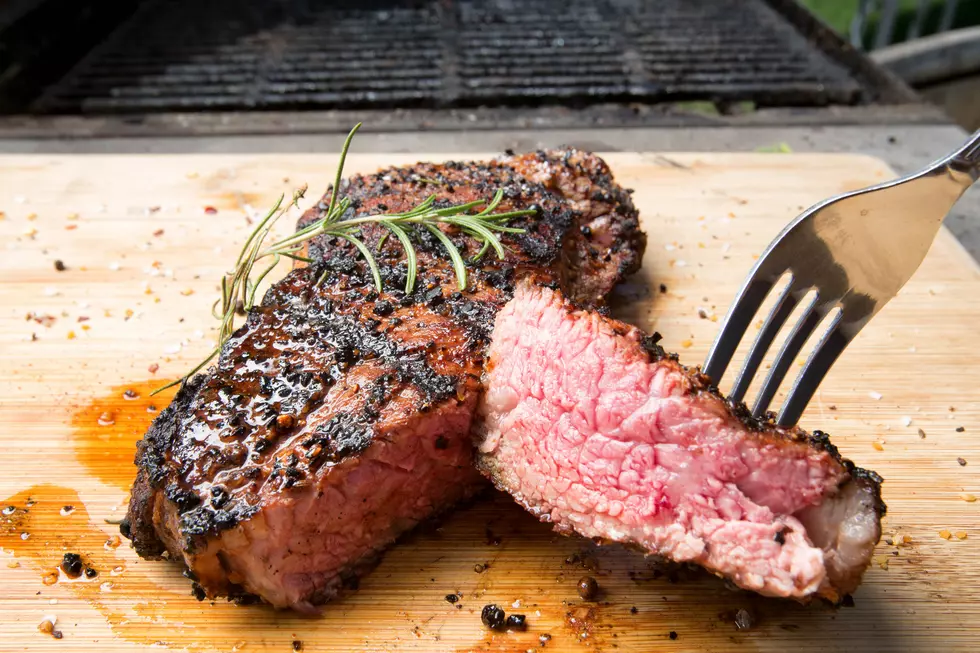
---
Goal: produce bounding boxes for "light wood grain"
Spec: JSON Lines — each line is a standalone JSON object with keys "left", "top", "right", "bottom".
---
{"left": 1, "top": 152, "right": 979, "bottom": 652}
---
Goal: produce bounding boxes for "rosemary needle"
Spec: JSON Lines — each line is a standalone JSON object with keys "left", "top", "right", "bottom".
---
{"left": 153, "top": 123, "right": 535, "bottom": 395}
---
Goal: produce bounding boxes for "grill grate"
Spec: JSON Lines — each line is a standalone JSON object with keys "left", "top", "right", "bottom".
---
{"left": 33, "top": 0, "right": 868, "bottom": 114}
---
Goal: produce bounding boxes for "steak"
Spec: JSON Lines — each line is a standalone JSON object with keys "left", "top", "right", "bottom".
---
{"left": 125, "top": 149, "right": 644, "bottom": 610}
{"left": 476, "top": 282, "right": 884, "bottom": 601}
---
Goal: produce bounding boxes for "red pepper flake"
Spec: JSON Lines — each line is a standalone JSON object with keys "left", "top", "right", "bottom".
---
{"left": 65, "top": 224, "right": 78, "bottom": 231}
{"left": 77, "top": 316, "right": 90, "bottom": 322}
{"left": 27, "top": 312, "right": 57, "bottom": 327}
{"left": 148, "top": 363, "right": 160, "bottom": 374}
{"left": 204, "top": 206, "right": 218, "bottom": 215}
{"left": 153, "top": 229, "right": 165, "bottom": 237}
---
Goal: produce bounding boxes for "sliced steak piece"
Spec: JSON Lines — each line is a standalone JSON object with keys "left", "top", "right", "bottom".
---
{"left": 126, "top": 149, "right": 645, "bottom": 610}
{"left": 476, "top": 282, "right": 884, "bottom": 601}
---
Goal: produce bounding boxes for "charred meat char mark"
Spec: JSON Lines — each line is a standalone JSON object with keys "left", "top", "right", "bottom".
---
{"left": 297, "top": 148, "right": 644, "bottom": 307}
{"left": 146, "top": 266, "right": 469, "bottom": 552}
{"left": 126, "top": 149, "right": 646, "bottom": 610}
{"left": 129, "top": 260, "right": 490, "bottom": 608}
{"left": 477, "top": 283, "right": 884, "bottom": 602}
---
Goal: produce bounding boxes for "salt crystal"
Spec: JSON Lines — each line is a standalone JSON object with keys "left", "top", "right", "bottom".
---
{"left": 193, "top": 329, "right": 205, "bottom": 340}
{"left": 868, "top": 391, "right": 882, "bottom": 400}
{"left": 722, "top": 242, "right": 732, "bottom": 253}
{"left": 901, "top": 416, "right": 912, "bottom": 427}
{"left": 13, "top": 195, "right": 26, "bottom": 204}
{"left": 664, "top": 244, "right": 676, "bottom": 251}
{"left": 108, "top": 262, "right": 121, "bottom": 271}
{"left": 512, "top": 599, "right": 522, "bottom": 608}
{"left": 164, "top": 343, "right": 182, "bottom": 354}
{"left": 675, "top": 259, "right": 687, "bottom": 267}
{"left": 49, "top": 599, "right": 58, "bottom": 605}
{"left": 43, "top": 286, "right": 58, "bottom": 297}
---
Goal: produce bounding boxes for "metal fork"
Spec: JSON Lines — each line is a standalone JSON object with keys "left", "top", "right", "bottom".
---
{"left": 703, "top": 130, "right": 980, "bottom": 427}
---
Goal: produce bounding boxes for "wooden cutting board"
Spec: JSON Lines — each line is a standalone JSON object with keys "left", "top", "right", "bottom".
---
{"left": 1, "top": 151, "right": 979, "bottom": 653}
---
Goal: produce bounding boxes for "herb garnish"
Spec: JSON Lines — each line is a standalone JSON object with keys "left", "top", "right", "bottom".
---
{"left": 153, "top": 123, "right": 533, "bottom": 394}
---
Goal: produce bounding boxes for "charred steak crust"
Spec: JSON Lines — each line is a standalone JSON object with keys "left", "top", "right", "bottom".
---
{"left": 476, "top": 283, "right": 884, "bottom": 602}
{"left": 126, "top": 149, "right": 646, "bottom": 609}
{"left": 297, "top": 148, "right": 645, "bottom": 307}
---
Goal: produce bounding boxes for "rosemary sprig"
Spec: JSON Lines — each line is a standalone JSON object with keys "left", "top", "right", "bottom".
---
{"left": 153, "top": 123, "right": 534, "bottom": 395}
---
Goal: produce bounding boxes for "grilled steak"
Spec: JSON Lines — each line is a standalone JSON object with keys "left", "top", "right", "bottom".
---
{"left": 125, "top": 149, "right": 644, "bottom": 610}
{"left": 476, "top": 282, "right": 884, "bottom": 601}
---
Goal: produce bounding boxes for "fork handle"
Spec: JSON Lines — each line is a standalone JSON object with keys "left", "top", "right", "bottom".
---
{"left": 943, "top": 129, "right": 980, "bottom": 182}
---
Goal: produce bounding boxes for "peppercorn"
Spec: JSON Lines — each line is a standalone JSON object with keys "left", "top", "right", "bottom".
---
{"left": 61, "top": 553, "right": 83, "bottom": 578}
{"left": 577, "top": 576, "right": 599, "bottom": 600}
{"left": 506, "top": 614, "right": 527, "bottom": 631}
{"left": 481, "top": 604, "right": 506, "bottom": 630}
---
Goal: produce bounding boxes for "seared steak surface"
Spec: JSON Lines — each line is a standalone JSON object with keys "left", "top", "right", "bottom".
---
{"left": 126, "top": 150, "right": 644, "bottom": 610}
{"left": 476, "top": 283, "right": 884, "bottom": 601}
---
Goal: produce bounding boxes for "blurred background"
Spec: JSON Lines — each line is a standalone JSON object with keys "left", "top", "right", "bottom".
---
{"left": 0, "top": 0, "right": 976, "bottom": 127}
{"left": 805, "top": 0, "right": 979, "bottom": 129}
{"left": 1, "top": 0, "right": 978, "bottom": 281}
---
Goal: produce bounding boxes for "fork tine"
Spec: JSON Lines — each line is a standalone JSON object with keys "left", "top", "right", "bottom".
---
{"left": 729, "top": 276, "right": 799, "bottom": 403}
{"left": 702, "top": 278, "right": 774, "bottom": 384}
{"left": 751, "top": 295, "right": 826, "bottom": 417}
{"left": 777, "top": 315, "right": 849, "bottom": 427}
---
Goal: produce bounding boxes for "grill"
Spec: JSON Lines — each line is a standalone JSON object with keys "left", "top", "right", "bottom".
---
{"left": 15, "top": 0, "right": 907, "bottom": 115}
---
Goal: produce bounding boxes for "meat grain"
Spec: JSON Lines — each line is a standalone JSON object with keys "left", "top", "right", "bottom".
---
{"left": 476, "top": 282, "right": 884, "bottom": 601}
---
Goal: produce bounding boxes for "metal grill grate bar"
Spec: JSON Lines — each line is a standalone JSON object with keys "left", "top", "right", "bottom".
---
{"left": 33, "top": 0, "right": 868, "bottom": 114}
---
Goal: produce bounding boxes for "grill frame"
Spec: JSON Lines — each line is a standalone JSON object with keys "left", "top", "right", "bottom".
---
{"left": 20, "top": 0, "right": 917, "bottom": 116}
